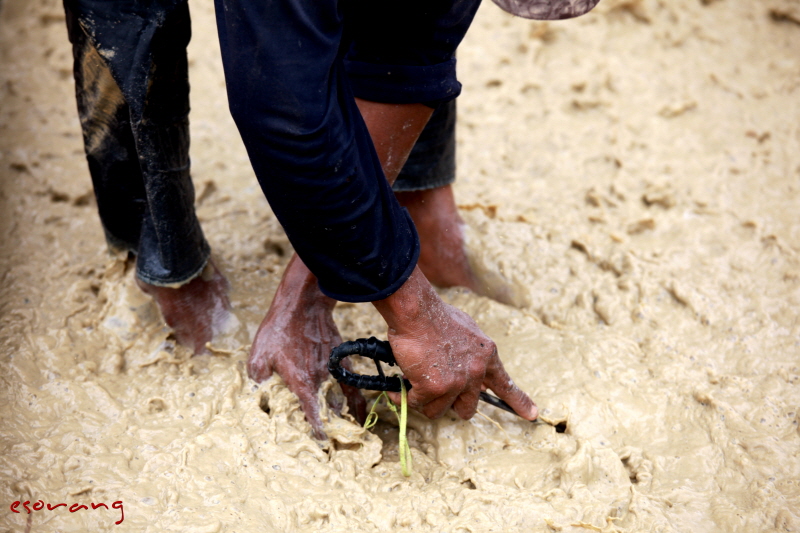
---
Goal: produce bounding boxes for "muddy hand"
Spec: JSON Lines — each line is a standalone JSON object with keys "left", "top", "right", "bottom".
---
{"left": 248, "top": 255, "right": 367, "bottom": 439}
{"left": 373, "top": 266, "right": 537, "bottom": 421}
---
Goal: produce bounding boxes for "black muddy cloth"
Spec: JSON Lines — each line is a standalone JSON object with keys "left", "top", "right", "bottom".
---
{"left": 64, "top": 0, "right": 210, "bottom": 286}
{"left": 65, "top": 0, "right": 468, "bottom": 298}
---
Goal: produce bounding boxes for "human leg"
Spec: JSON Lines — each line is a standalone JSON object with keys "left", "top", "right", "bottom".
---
{"left": 389, "top": 100, "right": 476, "bottom": 289}
{"left": 395, "top": 185, "right": 478, "bottom": 289}
{"left": 65, "top": 0, "right": 230, "bottom": 354}
{"left": 393, "top": 100, "right": 518, "bottom": 304}
{"left": 355, "top": 99, "right": 475, "bottom": 289}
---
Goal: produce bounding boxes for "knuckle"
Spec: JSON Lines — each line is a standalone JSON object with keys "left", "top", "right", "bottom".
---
{"left": 422, "top": 404, "right": 445, "bottom": 420}
{"left": 468, "top": 359, "right": 487, "bottom": 379}
{"left": 498, "top": 380, "right": 516, "bottom": 397}
{"left": 485, "top": 359, "right": 508, "bottom": 383}
{"left": 476, "top": 337, "right": 496, "bottom": 354}
{"left": 515, "top": 388, "right": 533, "bottom": 407}
{"left": 426, "top": 382, "right": 451, "bottom": 398}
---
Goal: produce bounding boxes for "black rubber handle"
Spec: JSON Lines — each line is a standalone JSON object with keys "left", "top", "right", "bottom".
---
{"left": 328, "top": 337, "right": 410, "bottom": 392}
{"left": 329, "top": 337, "right": 523, "bottom": 418}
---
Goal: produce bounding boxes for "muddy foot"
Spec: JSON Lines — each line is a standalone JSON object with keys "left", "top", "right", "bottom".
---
{"left": 137, "top": 260, "right": 232, "bottom": 355}
{"left": 396, "top": 185, "right": 522, "bottom": 306}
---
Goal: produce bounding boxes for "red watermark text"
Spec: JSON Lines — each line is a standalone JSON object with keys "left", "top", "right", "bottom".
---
{"left": 10, "top": 499, "right": 124, "bottom": 525}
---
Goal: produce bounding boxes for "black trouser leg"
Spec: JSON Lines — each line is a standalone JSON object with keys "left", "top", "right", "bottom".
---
{"left": 64, "top": 1, "right": 209, "bottom": 285}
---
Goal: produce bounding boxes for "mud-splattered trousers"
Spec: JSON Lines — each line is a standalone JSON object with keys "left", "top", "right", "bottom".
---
{"left": 64, "top": 0, "right": 464, "bottom": 291}
{"left": 64, "top": 0, "right": 210, "bottom": 285}
{"left": 64, "top": 0, "right": 209, "bottom": 286}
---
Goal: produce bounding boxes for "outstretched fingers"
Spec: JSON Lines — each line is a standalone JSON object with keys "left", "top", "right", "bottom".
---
{"left": 484, "top": 352, "right": 538, "bottom": 421}
{"left": 290, "top": 376, "right": 326, "bottom": 440}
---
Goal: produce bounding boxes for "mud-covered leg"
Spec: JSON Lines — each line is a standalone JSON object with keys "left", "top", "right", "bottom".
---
{"left": 395, "top": 185, "right": 477, "bottom": 289}
{"left": 65, "top": 1, "right": 231, "bottom": 354}
{"left": 391, "top": 101, "right": 518, "bottom": 305}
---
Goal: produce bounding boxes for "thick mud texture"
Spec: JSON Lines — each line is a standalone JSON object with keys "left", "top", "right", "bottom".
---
{"left": 1, "top": 0, "right": 799, "bottom": 531}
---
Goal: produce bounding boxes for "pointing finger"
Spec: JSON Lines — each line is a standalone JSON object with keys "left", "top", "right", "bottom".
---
{"left": 484, "top": 356, "right": 538, "bottom": 421}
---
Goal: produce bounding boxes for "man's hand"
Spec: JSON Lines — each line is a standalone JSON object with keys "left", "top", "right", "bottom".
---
{"left": 248, "top": 255, "right": 367, "bottom": 438}
{"left": 373, "top": 266, "right": 538, "bottom": 421}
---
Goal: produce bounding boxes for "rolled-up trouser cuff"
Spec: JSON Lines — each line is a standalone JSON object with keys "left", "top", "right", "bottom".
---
{"left": 345, "top": 58, "right": 461, "bottom": 106}
{"left": 66, "top": 0, "right": 209, "bottom": 289}
{"left": 135, "top": 251, "right": 210, "bottom": 288}
{"left": 102, "top": 225, "right": 210, "bottom": 288}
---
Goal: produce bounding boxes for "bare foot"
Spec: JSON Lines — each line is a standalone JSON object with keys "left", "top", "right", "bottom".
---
{"left": 248, "top": 255, "right": 367, "bottom": 439}
{"left": 137, "top": 260, "right": 231, "bottom": 355}
{"left": 396, "top": 185, "right": 519, "bottom": 306}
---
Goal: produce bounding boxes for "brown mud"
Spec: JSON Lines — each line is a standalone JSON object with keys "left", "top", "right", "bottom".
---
{"left": 1, "top": 0, "right": 799, "bottom": 531}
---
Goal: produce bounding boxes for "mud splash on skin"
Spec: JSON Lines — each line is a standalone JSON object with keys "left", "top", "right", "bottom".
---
{"left": 1, "top": 0, "right": 800, "bottom": 531}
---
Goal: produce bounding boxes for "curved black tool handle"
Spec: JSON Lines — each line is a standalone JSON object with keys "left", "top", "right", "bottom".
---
{"left": 329, "top": 337, "right": 524, "bottom": 419}
{"left": 328, "top": 337, "right": 411, "bottom": 392}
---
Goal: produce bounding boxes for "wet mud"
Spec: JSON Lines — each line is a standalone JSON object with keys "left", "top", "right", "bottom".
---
{"left": 1, "top": 0, "right": 799, "bottom": 531}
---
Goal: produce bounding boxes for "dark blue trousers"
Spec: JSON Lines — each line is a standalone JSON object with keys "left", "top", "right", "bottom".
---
{"left": 215, "top": 0, "right": 480, "bottom": 301}
{"left": 65, "top": 0, "right": 468, "bottom": 294}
